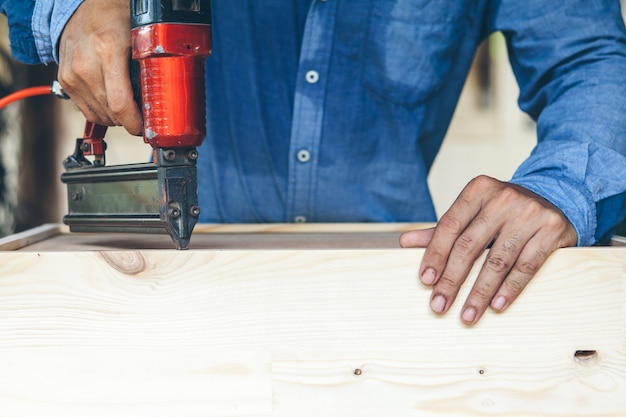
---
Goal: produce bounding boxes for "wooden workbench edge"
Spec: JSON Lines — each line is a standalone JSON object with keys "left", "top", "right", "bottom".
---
{"left": 193, "top": 222, "right": 432, "bottom": 234}
{"left": 2, "top": 223, "right": 624, "bottom": 251}
{"left": 0, "top": 223, "right": 431, "bottom": 251}
{"left": 0, "top": 224, "right": 65, "bottom": 251}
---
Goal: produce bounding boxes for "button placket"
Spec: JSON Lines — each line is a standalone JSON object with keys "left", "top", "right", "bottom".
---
{"left": 286, "top": 0, "right": 337, "bottom": 223}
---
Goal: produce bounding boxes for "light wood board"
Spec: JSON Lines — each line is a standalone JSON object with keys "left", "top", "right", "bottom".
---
{"left": 0, "top": 224, "right": 625, "bottom": 416}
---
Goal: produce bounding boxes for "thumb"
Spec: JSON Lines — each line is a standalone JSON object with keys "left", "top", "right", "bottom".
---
{"left": 399, "top": 227, "right": 435, "bottom": 248}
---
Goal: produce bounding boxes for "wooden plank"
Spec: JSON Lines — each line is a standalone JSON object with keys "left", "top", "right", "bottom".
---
{"left": 0, "top": 225, "right": 625, "bottom": 416}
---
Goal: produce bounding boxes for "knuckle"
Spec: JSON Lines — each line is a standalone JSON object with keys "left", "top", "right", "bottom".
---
{"left": 436, "top": 275, "right": 460, "bottom": 291}
{"left": 57, "top": 68, "right": 77, "bottom": 91}
{"left": 485, "top": 254, "right": 510, "bottom": 274}
{"left": 472, "top": 213, "right": 490, "bottom": 228}
{"left": 94, "top": 33, "right": 119, "bottom": 56}
{"left": 470, "top": 175, "right": 494, "bottom": 189}
{"left": 438, "top": 213, "right": 464, "bottom": 235}
{"left": 472, "top": 284, "right": 493, "bottom": 301}
{"left": 515, "top": 249, "right": 547, "bottom": 275}
{"left": 501, "top": 235, "right": 519, "bottom": 254}
{"left": 516, "top": 259, "right": 541, "bottom": 276}
{"left": 108, "top": 97, "right": 128, "bottom": 116}
{"left": 61, "top": 73, "right": 88, "bottom": 97}
{"left": 71, "top": 56, "right": 92, "bottom": 80}
{"left": 544, "top": 211, "right": 567, "bottom": 230}
{"left": 503, "top": 276, "right": 528, "bottom": 294}
{"left": 520, "top": 200, "right": 547, "bottom": 223}
{"left": 494, "top": 186, "right": 520, "bottom": 206}
{"left": 521, "top": 200, "right": 544, "bottom": 219}
{"left": 454, "top": 234, "right": 475, "bottom": 254}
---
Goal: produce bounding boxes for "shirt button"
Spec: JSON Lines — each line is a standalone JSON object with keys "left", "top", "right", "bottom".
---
{"left": 297, "top": 149, "right": 311, "bottom": 163}
{"left": 305, "top": 70, "right": 319, "bottom": 84}
{"left": 294, "top": 216, "right": 307, "bottom": 223}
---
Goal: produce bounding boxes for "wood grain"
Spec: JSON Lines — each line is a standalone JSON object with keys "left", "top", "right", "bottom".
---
{"left": 0, "top": 225, "right": 625, "bottom": 416}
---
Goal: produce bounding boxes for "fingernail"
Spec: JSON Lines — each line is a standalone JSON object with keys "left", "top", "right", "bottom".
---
{"left": 462, "top": 307, "right": 476, "bottom": 323}
{"left": 431, "top": 294, "right": 446, "bottom": 313}
{"left": 421, "top": 268, "right": 436, "bottom": 285}
{"left": 492, "top": 296, "right": 506, "bottom": 311}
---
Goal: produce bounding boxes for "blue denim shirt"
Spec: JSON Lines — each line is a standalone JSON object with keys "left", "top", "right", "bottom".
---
{"left": 2, "top": 0, "right": 626, "bottom": 245}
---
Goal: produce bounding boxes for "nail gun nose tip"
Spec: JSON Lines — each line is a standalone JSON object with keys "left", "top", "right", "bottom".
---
{"left": 174, "top": 238, "right": 191, "bottom": 250}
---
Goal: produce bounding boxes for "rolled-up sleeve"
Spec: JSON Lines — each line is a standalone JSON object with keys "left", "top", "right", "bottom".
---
{"left": 0, "top": 0, "right": 83, "bottom": 64}
{"left": 32, "top": 0, "right": 83, "bottom": 63}
{"left": 491, "top": 0, "right": 626, "bottom": 245}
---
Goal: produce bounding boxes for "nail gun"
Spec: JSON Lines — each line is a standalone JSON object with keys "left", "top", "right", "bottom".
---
{"left": 61, "top": 0, "right": 212, "bottom": 250}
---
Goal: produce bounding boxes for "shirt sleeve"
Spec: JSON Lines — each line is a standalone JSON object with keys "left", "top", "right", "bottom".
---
{"left": 0, "top": 0, "right": 39, "bottom": 64}
{"left": 0, "top": 0, "right": 83, "bottom": 64}
{"left": 32, "top": 0, "right": 84, "bottom": 63}
{"left": 490, "top": 1, "right": 626, "bottom": 246}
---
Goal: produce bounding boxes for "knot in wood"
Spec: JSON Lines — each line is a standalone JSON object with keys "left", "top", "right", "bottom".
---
{"left": 100, "top": 251, "right": 147, "bottom": 275}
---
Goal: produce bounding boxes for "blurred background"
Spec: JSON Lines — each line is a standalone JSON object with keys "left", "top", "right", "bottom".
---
{"left": 0, "top": 6, "right": 624, "bottom": 238}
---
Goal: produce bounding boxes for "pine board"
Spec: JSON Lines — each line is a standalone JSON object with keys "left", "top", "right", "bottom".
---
{"left": 0, "top": 224, "right": 624, "bottom": 416}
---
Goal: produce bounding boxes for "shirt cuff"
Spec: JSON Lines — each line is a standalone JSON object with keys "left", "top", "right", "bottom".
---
{"left": 32, "top": 0, "right": 83, "bottom": 63}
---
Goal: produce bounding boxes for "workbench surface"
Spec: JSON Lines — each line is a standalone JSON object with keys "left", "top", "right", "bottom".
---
{"left": 0, "top": 223, "right": 424, "bottom": 251}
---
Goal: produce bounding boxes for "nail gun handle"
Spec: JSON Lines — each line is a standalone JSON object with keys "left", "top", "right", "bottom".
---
{"left": 63, "top": 121, "right": 108, "bottom": 169}
{"left": 80, "top": 121, "right": 107, "bottom": 165}
{"left": 83, "top": 121, "right": 108, "bottom": 141}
